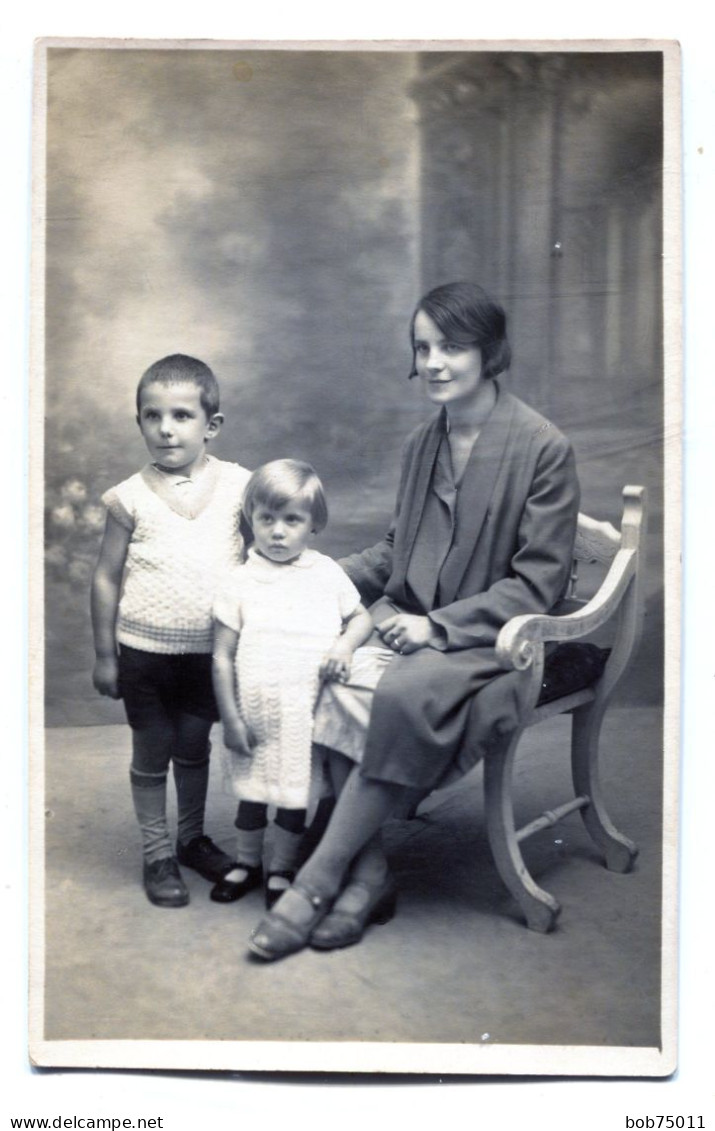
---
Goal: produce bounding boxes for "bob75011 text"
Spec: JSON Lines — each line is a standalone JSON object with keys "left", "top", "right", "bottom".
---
{"left": 626, "top": 1119, "right": 706, "bottom": 1129}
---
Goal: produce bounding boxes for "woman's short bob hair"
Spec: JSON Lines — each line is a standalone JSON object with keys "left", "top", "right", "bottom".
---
{"left": 408, "top": 281, "right": 511, "bottom": 381}
{"left": 242, "top": 458, "right": 329, "bottom": 534}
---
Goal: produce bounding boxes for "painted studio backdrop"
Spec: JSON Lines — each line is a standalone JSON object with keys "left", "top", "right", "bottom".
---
{"left": 38, "top": 44, "right": 670, "bottom": 1059}
{"left": 44, "top": 48, "right": 663, "bottom": 727}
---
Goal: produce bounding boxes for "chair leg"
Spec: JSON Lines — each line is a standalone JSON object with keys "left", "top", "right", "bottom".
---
{"left": 571, "top": 703, "right": 639, "bottom": 873}
{"left": 484, "top": 732, "right": 561, "bottom": 933}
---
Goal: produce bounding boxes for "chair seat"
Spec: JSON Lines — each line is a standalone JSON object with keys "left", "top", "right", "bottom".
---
{"left": 537, "top": 642, "right": 610, "bottom": 706}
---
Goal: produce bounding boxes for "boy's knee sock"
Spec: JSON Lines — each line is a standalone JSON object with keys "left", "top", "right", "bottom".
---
{"left": 173, "top": 754, "right": 209, "bottom": 847}
{"left": 130, "top": 772, "right": 173, "bottom": 864}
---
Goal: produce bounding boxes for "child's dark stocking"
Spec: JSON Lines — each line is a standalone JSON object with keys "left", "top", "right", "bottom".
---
{"left": 172, "top": 714, "right": 233, "bottom": 880}
{"left": 172, "top": 713, "right": 213, "bottom": 847}
{"left": 173, "top": 753, "right": 209, "bottom": 848}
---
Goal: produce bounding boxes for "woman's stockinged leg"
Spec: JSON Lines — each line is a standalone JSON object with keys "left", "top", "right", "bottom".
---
{"left": 294, "top": 766, "right": 403, "bottom": 898}
{"left": 249, "top": 760, "right": 404, "bottom": 956}
{"left": 327, "top": 749, "right": 352, "bottom": 795}
{"left": 323, "top": 750, "right": 390, "bottom": 887}
{"left": 249, "top": 767, "right": 403, "bottom": 957}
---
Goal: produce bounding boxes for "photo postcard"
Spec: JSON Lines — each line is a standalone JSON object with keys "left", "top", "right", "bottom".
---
{"left": 29, "top": 37, "right": 681, "bottom": 1076}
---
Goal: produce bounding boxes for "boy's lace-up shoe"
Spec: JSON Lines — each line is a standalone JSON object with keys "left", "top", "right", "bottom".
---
{"left": 143, "top": 857, "right": 189, "bottom": 908}
{"left": 176, "top": 835, "right": 234, "bottom": 882}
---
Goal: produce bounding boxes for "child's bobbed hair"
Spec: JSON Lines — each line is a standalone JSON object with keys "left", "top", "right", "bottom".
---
{"left": 136, "top": 354, "right": 221, "bottom": 418}
{"left": 242, "top": 459, "right": 329, "bottom": 534}
{"left": 408, "top": 281, "right": 512, "bottom": 380}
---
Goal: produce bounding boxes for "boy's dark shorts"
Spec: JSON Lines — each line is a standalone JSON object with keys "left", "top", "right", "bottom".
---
{"left": 118, "top": 645, "right": 219, "bottom": 729}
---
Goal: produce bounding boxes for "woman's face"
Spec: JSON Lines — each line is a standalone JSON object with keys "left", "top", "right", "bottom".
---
{"left": 413, "top": 309, "right": 484, "bottom": 411}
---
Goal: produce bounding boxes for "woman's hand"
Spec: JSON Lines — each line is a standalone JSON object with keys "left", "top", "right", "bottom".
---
{"left": 223, "top": 718, "right": 254, "bottom": 757}
{"left": 378, "top": 613, "right": 443, "bottom": 655}
{"left": 92, "top": 655, "right": 121, "bottom": 699}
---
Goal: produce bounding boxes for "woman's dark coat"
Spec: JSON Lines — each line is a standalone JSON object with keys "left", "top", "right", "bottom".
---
{"left": 340, "top": 380, "right": 581, "bottom": 790}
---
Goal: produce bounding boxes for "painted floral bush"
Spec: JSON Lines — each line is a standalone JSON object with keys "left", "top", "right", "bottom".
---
{"left": 45, "top": 476, "right": 106, "bottom": 589}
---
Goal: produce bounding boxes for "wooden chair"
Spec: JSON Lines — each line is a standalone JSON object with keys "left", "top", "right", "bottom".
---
{"left": 482, "top": 484, "right": 648, "bottom": 931}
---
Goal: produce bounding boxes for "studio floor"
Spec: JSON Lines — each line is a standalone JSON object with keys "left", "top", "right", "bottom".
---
{"left": 38, "top": 702, "right": 665, "bottom": 1066}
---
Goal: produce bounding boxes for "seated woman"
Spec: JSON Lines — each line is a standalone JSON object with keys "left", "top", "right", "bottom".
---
{"left": 248, "top": 280, "right": 581, "bottom": 960}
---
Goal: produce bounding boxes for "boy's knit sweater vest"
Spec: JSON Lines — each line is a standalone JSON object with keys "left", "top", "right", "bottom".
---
{"left": 103, "top": 457, "right": 251, "bottom": 654}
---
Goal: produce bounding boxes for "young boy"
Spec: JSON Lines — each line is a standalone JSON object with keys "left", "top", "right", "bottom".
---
{"left": 91, "top": 354, "right": 251, "bottom": 907}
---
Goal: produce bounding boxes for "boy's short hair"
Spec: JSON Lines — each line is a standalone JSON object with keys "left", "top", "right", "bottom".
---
{"left": 408, "top": 281, "right": 512, "bottom": 381}
{"left": 136, "top": 354, "right": 220, "bottom": 418}
{"left": 242, "top": 459, "right": 328, "bottom": 533}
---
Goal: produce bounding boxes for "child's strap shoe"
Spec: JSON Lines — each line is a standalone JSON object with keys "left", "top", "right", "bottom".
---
{"left": 210, "top": 863, "right": 262, "bottom": 903}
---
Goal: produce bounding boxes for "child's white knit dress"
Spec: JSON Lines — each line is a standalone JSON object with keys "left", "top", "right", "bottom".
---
{"left": 213, "top": 548, "right": 361, "bottom": 810}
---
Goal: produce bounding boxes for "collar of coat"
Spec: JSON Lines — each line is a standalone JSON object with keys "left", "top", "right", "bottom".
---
{"left": 391, "top": 378, "right": 517, "bottom": 605}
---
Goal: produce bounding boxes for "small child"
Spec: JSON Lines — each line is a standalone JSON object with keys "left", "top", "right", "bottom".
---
{"left": 91, "top": 354, "right": 251, "bottom": 908}
{"left": 210, "top": 459, "right": 373, "bottom": 909}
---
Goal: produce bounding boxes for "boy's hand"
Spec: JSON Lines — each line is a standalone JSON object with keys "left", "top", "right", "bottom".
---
{"left": 320, "top": 639, "right": 354, "bottom": 684}
{"left": 92, "top": 655, "right": 121, "bottom": 699}
{"left": 223, "top": 719, "right": 254, "bottom": 757}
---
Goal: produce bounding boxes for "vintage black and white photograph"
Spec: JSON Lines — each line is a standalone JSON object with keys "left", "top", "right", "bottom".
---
{"left": 29, "top": 39, "right": 679, "bottom": 1075}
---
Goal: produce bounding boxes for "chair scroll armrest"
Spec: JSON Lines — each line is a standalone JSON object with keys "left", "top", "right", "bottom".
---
{"left": 496, "top": 547, "right": 637, "bottom": 671}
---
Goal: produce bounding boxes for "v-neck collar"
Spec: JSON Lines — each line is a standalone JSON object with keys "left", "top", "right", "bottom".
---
{"left": 139, "top": 454, "right": 221, "bottom": 519}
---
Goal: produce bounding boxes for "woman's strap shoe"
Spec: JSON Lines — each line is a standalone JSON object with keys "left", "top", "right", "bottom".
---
{"left": 248, "top": 881, "right": 332, "bottom": 960}
{"left": 265, "top": 870, "right": 296, "bottom": 909}
{"left": 309, "top": 876, "right": 397, "bottom": 950}
{"left": 210, "top": 863, "right": 262, "bottom": 903}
